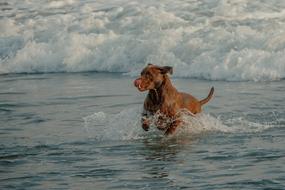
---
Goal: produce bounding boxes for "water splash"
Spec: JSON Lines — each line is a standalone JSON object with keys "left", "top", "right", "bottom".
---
{"left": 83, "top": 106, "right": 279, "bottom": 141}
{"left": 83, "top": 107, "right": 144, "bottom": 141}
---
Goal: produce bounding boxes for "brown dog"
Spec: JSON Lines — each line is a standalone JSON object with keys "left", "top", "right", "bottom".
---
{"left": 134, "top": 64, "right": 214, "bottom": 135}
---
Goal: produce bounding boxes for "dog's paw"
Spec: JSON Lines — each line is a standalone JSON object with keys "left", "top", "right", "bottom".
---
{"left": 142, "top": 123, "right": 149, "bottom": 131}
{"left": 164, "top": 126, "right": 177, "bottom": 136}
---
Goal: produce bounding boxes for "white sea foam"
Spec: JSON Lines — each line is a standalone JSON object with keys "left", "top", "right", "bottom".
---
{"left": 1, "top": 0, "right": 285, "bottom": 81}
{"left": 83, "top": 106, "right": 278, "bottom": 141}
{"left": 83, "top": 107, "right": 145, "bottom": 141}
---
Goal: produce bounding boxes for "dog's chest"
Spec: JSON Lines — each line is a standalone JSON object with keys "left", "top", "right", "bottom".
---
{"left": 144, "top": 100, "right": 175, "bottom": 116}
{"left": 144, "top": 102, "right": 160, "bottom": 114}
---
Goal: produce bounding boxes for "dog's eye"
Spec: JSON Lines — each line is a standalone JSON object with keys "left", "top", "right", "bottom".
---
{"left": 145, "top": 72, "right": 152, "bottom": 78}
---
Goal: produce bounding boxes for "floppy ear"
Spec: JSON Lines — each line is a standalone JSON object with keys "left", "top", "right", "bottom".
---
{"left": 159, "top": 66, "right": 173, "bottom": 75}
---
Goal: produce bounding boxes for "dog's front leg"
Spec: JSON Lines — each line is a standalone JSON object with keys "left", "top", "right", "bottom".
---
{"left": 155, "top": 115, "right": 168, "bottom": 130}
{"left": 141, "top": 114, "right": 150, "bottom": 131}
{"left": 164, "top": 119, "right": 181, "bottom": 135}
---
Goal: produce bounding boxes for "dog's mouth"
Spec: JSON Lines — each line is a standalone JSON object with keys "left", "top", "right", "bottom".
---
{"left": 134, "top": 78, "right": 147, "bottom": 91}
{"left": 137, "top": 84, "right": 147, "bottom": 91}
{"left": 134, "top": 78, "right": 147, "bottom": 92}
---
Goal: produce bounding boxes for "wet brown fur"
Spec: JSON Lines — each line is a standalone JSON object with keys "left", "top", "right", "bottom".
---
{"left": 134, "top": 64, "right": 214, "bottom": 135}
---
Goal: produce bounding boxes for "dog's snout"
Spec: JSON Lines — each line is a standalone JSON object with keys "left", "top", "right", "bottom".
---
{"left": 134, "top": 78, "right": 141, "bottom": 87}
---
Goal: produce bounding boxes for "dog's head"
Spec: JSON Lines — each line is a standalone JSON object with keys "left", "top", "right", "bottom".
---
{"left": 134, "top": 63, "right": 173, "bottom": 92}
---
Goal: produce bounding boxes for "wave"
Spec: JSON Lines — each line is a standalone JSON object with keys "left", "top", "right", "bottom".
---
{"left": 82, "top": 106, "right": 279, "bottom": 141}
{"left": 1, "top": 0, "right": 285, "bottom": 81}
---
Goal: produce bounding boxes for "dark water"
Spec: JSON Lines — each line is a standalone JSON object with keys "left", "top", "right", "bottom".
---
{"left": 0, "top": 73, "right": 285, "bottom": 189}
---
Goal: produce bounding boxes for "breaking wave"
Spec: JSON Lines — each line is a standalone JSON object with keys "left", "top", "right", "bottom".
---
{"left": 1, "top": 0, "right": 285, "bottom": 81}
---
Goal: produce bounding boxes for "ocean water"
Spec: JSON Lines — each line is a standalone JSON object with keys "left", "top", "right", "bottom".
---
{"left": 0, "top": 73, "right": 284, "bottom": 189}
{"left": 1, "top": 0, "right": 285, "bottom": 189}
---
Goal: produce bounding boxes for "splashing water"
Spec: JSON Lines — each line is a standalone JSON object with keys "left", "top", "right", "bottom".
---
{"left": 83, "top": 106, "right": 278, "bottom": 141}
{"left": 83, "top": 107, "right": 144, "bottom": 141}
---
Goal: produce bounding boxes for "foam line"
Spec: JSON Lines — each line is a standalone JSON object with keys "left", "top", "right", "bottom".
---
{"left": 1, "top": 0, "right": 285, "bottom": 81}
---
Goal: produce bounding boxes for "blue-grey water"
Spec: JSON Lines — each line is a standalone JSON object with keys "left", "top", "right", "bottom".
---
{"left": 1, "top": 0, "right": 285, "bottom": 189}
{"left": 0, "top": 73, "right": 284, "bottom": 189}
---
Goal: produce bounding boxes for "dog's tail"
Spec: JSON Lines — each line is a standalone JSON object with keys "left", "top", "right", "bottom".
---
{"left": 200, "top": 87, "right": 214, "bottom": 106}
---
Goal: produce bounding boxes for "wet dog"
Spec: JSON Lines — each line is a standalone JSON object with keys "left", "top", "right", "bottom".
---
{"left": 134, "top": 64, "right": 214, "bottom": 135}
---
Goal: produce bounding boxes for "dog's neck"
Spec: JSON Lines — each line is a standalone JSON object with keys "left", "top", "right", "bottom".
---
{"left": 148, "top": 76, "right": 177, "bottom": 105}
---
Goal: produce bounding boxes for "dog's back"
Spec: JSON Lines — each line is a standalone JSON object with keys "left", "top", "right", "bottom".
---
{"left": 134, "top": 64, "right": 214, "bottom": 134}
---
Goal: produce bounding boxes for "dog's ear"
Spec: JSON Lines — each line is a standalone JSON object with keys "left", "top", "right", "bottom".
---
{"left": 147, "top": 63, "right": 153, "bottom": 66}
{"left": 159, "top": 66, "right": 173, "bottom": 75}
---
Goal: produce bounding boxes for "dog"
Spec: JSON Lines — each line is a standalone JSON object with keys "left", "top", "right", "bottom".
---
{"left": 133, "top": 64, "right": 214, "bottom": 135}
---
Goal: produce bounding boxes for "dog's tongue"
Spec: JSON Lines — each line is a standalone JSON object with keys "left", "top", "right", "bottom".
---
{"left": 133, "top": 78, "right": 141, "bottom": 87}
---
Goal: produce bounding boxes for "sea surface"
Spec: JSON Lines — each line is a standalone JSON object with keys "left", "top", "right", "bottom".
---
{"left": 1, "top": 0, "right": 285, "bottom": 189}
{"left": 0, "top": 73, "right": 284, "bottom": 189}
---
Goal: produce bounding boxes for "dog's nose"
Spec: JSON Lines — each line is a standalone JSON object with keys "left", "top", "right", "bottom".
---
{"left": 134, "top": 78, "right": 141, "bottom": 87}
